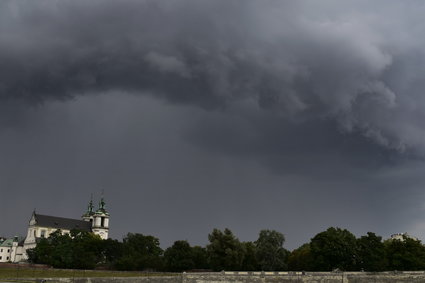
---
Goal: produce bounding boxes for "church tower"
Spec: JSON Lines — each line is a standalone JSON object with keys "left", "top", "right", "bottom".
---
{"left": 91, "top": 196, "right": 109, "bottom": 240}
{"left": 82, "top": 196, "right": 95, "bottom": 223}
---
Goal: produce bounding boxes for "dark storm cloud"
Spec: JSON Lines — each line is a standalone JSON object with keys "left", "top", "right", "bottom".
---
{"left": 183, "top": 101, "right": 403, "bottom": 177}
{"left": 2, "top": 0, "right": 425, "bottom": 155}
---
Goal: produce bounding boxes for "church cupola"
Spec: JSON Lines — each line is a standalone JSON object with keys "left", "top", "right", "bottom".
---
{"left": 82, "top": 196, "right": 95, "bottom": 223}
{"left": 96, "top": 197, "right": 109, "bottom": 215}
{"left": 92, "top": 194, "right": 110, "bottom": 240}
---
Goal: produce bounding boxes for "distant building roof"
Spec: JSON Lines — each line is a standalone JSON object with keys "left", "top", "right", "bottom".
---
{"left": 34, "top": 214, "right": 91, "bottom": 232}
{"left": 0, "top": 239, "right": 14, "bottom": 247}
{"left": 0, "top": 237, "right": 25, "bottom": 247}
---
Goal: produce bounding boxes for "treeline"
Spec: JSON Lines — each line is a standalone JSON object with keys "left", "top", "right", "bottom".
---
{"left": 27, "top": 227, "right": 425, "bottom": 272}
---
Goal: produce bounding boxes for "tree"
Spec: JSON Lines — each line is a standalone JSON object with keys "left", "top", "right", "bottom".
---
{"left": 385, "top": 236, "right": 425, "bottom": 271}
{"left": 255, "top": 230, "right": 288, "bottom": 271}
{"left": 206, "top": 228, "right": 245, "bottom": 271}
{"left": 115, "top": 233, "right": 163, "bottom": 271}
{"left": 70, "top": 230, "right": 104, "bottom": 269}
{"left": 241, "top": 242, "right": 258, "bottom": 271}
{"left": 288, "top": 243, "right": 314, "bottom": 271}
{"left": 164, "top": 240, "right": 195, "bottom": 272}
{"left": 191, "top": 246, "right": 209, "bottom": 270}
{"left": 357, "top": 232, "right": 387, "bottom": 271}
{"left": 38, "top": 230, "right": 74, "bottom": 268}
{"left": 310, "top": 227, "right": 357, "bottom": 271}
{"left": 27, "top": 237, "right": 53, "bottom": 264}
{"left": 27, "top": 229, "right": 105, "bottom": 269}
{"left": 101, "top": 238, "right": 124, "bottom": 268}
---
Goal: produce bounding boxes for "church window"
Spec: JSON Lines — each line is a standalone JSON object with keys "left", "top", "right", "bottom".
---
{"left": 0, "top": 249, "right": 2, "bottom": 252}
{"left": 6, "top": 256, "right": 9, "bottom": 260}
{"left": 7, "top": 249, "right": 10, "bottom": 253}
{"left": 41, "top": 230, "right": 46, "bottom": 238}
{"left": 34, "top": 230, "right": 36, "bottom": 237}
{"left": 0, "top": 256, "right": 2, "bottom": 260}
{"left": 101, "top": 217, "right": 105, "bottom": 227}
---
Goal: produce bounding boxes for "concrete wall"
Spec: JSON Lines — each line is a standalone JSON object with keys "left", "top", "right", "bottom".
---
{"left": 33, "top": 271, "right": 425, "bottom": 283}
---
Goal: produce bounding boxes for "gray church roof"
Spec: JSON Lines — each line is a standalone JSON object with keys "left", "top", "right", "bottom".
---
{"left": 34, "top": 214, "right": 92, "bottom": 232}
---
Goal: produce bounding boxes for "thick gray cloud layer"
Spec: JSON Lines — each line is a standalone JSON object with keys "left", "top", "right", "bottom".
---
{"left": 1, "top": 0, "right": 425, "bottom": 151}
{"left": 1, "top": 0, "right": 425, "bottom": 248}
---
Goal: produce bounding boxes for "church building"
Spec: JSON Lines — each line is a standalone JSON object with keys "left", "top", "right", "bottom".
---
{"left": 0, "top": 236, "right": 25, "bottom": 263}
{"left": 22, "top": 196, "right": 110, "bottom": 260}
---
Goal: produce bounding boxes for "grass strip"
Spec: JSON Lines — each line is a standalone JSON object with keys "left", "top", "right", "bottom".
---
{"left": 0, "top": 267, "right": 178, "bottom": 278}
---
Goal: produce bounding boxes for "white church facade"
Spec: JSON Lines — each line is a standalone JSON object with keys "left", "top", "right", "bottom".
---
{"left": 1, "top": 197, "right": 110, "bottom": 262}
{"left": 0, "top": 236, "right": 25, "bottom": 263}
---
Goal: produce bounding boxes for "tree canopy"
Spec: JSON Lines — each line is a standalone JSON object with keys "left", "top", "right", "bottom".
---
{"left": 27, "top": 229, "right": 105, "bottom": 269}
{"left": 255, "top": 229, "right": 288, "bottom": 271}
{"left": 357, "top": 232, "right": 387, "bottom": 271}
{"left": 310, "top": 227, "right": 358, "bottom": 271}
{"left": 206, "top": 228, "right": 245, "bottom": 271}
{"left": 115, "top": 233, "right": 163, "bottom": 271}
{"left": 27, "top": 226, "right": 425, "bottom": 272}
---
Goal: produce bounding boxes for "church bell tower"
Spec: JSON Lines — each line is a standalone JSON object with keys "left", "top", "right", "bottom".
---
{"left": 91, "top": 196, "right": 109, "bottom": 240}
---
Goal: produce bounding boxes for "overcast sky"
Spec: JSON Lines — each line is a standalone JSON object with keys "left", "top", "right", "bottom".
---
{"left": 2, "top": 0, "right": 425, "bottom": 250}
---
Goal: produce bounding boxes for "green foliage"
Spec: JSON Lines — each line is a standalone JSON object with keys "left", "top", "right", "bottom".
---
{"left": 289, "top": 231, "right": 425, "bottom": 272}
{"left": 288, "top": 243, "right": 314, "bottom": 271}
{"left": 384, "top": 236, "right": 425, "bottom": 271}
{"left": 102, "top": 238, "right": 124, "bottom": 267}
{"left": 310, "top": 227, "right": 357, "bottom": 271}
{"left": 255, "top": 230, "right": 288, "bottom": 271}
{"left": 357, "top": 232, "right": 387, "bottom": 271}
{"left": 115, "top": 233, "right": 163, "bottom": 271}
{"left": 28, "top": 226, "right": 425, "bottom": 272}
{"left": 163, "top": 241, "right": 209, "bottom": 272}
{"left": 70, "top": 230, "right": 105, "bottom": 269}
{"left": 28, "top": 229, "right": 105, "bottom": 269}
{"left": 164, "top": 240, "right": 195, "bottom": 272}
{"left": 191, "top": 246, "right": 209, "bottom": 269}
{"left": 206, "top": 228, "right": 245, "bottom": 271}
{"left": 240, "top": 241, "right": 258, "bottom": 271}
{"left": 27, "top": 238, "right": 53, "bottom": 264}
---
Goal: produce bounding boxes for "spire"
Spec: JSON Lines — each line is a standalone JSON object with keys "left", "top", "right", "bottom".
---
{"left": 96, "top": 190, "right": 109, "bottom": 215}
{"left": 88, "top": 193, "right": 94, "bottom": 213}
{"left": 99, "top": 189, "right": 105, "bottom": 210}
{"left": 82, "top": 194, "right": 95, "bottom": 218}
{"left": 88, "top": 194, "right": 94, "bottom": 214}
{"left": 99, "top": 196, "right": 105, "bottom": 211}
